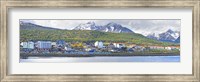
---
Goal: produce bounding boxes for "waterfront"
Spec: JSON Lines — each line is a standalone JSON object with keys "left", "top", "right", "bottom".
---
{"left": 20, "top": 55, "right": 180, "bottom": 63}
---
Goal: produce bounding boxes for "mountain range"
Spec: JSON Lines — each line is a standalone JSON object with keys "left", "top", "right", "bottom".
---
{"left": 20, "top": 21, "right": 180, "bottom": 43}
{"left": 147, "top": 29, "right": 180, "bottom": 43}
{"left": 73, "top": 22, "right": 134, "bottom": 33}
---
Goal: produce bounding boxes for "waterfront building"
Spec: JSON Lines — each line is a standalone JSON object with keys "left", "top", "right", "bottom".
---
{"left": 108, "top": 43, "right": 115, "bottom": 49}
{"left": 165, "top": 47, "right": 172, "bottom": 50}
{"left": 56, "top": 40, "right": 66, "bottom": 47}
{"left": 85, "top": 48, "right": 92, "bottom": 52}
{"left": 21, "top": 41, "right": 34, "bottom": 49}
{"left": 64, "top": 46, "right": 72, "bottom": 51}
{"left": 20, "top": 42, "right": 24, "bottom": 47}
{"left": 21, "top": 42, "right": 27, "bottom": 48}
{"left": 113, "top": 43, "right": 125, "bottom": 49}
{"left": 51, "top": 42, "right": 57, "bottom": 47}
{"left": 94, "top": 41, "right": 104, "bottom": 48}
{"left": 36, "top": 41, "right": 52, "bottom": 49}
{"left": 132, "top": 46, "right": 145, "bottom": 51}
{"left": 156, "top": 46, "right": 165, "bottom": 49}
{"left": 149, "top": 46, "right": 165, "bottom": 50}
{"left": 128, "top": 48, "right": 135, "bottom": 52}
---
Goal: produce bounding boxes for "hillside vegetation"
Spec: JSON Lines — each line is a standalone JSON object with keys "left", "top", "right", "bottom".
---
{"left": 20, "top": 30, "right": 178, "bottom": 46}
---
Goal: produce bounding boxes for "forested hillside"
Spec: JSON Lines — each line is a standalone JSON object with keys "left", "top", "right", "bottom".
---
{"left": 20, "top": 30, "right": 178, "bottom": 46}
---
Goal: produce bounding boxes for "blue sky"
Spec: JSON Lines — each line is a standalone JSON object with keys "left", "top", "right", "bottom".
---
{"left": 20, "top": 19, "right": 181, "bottom": 36}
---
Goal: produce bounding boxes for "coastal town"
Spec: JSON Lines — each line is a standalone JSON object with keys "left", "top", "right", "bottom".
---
{"left": 20, "top": 40, "right": 180, "bottom": 56}
{"left": 19, "top": 20, "right": 181, "bottom": 62}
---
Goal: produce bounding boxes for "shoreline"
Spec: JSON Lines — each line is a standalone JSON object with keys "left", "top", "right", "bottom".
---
{"left": 20, "top": 53, "right": 180, "bottom": 59}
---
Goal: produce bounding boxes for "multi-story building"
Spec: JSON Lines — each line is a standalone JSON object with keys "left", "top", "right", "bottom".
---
{"left": 36, "top": 41, "right": 52, "bottom": 49}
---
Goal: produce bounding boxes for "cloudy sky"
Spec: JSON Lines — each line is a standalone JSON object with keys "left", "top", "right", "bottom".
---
{"left": 20, "top": 19, "right": 181, "bottom": 36}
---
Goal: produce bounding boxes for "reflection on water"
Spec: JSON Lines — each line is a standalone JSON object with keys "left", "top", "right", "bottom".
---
{"left": 20, "top": 55, "right": 180, "bottom": 63}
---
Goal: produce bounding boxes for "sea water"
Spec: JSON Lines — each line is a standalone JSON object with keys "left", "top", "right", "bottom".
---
{"left": 20, "top": 55, "right": 180, "bottom": 63}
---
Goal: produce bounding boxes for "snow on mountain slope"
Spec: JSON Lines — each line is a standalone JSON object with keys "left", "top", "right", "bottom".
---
{"left": 73, "top": 22, "right": 134, "bottom": 33}
{"left": 147, "top": 29, "right": 180, "bottom": 43}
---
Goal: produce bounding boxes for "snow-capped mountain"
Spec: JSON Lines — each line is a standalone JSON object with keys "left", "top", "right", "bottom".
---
{"left": 73, "top": 22, "right": 134, "bottom": 33}
{"left": 159, "top": 29, "right": 180, "bottom": 42}
{"left": 147, "top": 29, "right": 180, "bottom": 43}
{"left": 73, "top": 22, "right": 101, "bottom": 30}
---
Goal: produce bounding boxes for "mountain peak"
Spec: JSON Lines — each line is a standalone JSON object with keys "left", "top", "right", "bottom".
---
{"left": 166, "top": 29, "right": 174, "bottom": 33}
{"left": 73, "top": 22, "right": 134, "bottom": 33}
{"left": 74, "top": 21, "right": 97, "bottom": 30}
{"left": 147, "top": 29, "right": 180, "bottom": 43}
{"left": 86, "top": 21, "right": 95, "bottom": 25}
{"left": 106, "top": 22, "right": 121, "bottom": 27}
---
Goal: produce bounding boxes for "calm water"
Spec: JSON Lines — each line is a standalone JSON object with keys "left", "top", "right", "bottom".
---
{"left": 20, "top": 55, "right": 180, "bottom": 63}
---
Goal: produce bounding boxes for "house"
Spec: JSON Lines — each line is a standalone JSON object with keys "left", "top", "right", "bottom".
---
{"left": 107, "top": 43, "right": 115, "bottom": 49}
{"left": 165, "top": 46, "right": 172, "bottom": 50}
{"left": 170, "top": 46, "right": 180, "bottom": 50}
{"left": 113, "top": 43, "right": 125, "bottom": 49}
{"left": 21, "top": 42, "right": 27, "bottom": 48}
{"left": 149, "top": 46, "right": 156, "bottom": 49}
{"left": 21, "top": 41, "right": 34, "bottom": 49}
{"left": 132, "top": 46, "right": 144, "bottom": 51}
{"left": 64, "top": 46, "right": 72, "bottom": 51}
{"left": 27, "top": 41, "right": 34, "bottom": 49}
{"left": 36, "top": 41, "right": 52, "bottom": 49}
{"left": 108, "top": 48, "right": 120, "bottom": 52}
{"left": 56, "top": 40, "right": 66, "bottom": 48}
{"left": 71, "top": 43, "right": 83, "bottom": 48}
{"left": 51, "top": 42, "right": 57, "bottom": 47}
{"left": 127, "top": 48, "right": 134, "bottom": 53}
{"left": 157, "top": 46, "right": 165, "bottom": 49}
{"left": 20, "top": 42, "right": 24, "bottom": 47}
{"left": 149, "top": 46, "right": 165, "bottom": 50}
{"left": 94, "top": 41, "right": 104, "bottom": 48}
{"left": 85, "top": 48, "right": 92, "bottom": 52}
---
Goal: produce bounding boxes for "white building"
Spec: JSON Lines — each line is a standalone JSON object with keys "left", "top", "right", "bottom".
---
{"left": 94, "top": 41, "right": 104, "bottom": 48}
{"left": 64, "top": 46, "right": 72, "bottom": 51}
{"left": 113, "top": 43, "right": 125, "bottom": 49}
{"left": 21, "top": 42, "right": 27, "bottom": 48}
{"left": 85, "top": 48, "right": 92, "bottom": 52}
{"left": 51, "top": 42, "right": 57, "bottom": 47}
{"left": 21, "top": 41, "right": 34, "bottom": 49}
{"left": 165, "top": 47, "right": 172, "bottom": 50}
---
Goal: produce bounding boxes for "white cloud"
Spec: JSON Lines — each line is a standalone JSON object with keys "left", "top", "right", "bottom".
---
{"left": 127, "top": 20, "right": 181, "bottom": 35}
{"left": 20, "top": 19, "right": 181, "bottom": 36}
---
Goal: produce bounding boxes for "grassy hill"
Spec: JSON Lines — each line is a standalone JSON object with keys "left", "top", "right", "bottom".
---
{"left": 20, "top": 22, "right": 61, "bottom": 30}
{"left": 20, "top": 29, "right": 179, "bottom": 46}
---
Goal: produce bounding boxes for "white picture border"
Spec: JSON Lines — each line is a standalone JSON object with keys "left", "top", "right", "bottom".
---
{"left": 8, "top": 8, "right": 192, "bottom": 74}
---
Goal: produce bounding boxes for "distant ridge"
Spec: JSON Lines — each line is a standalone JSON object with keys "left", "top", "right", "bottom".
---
{"left": 20, "top": 21, "right": 61, "bottom": 30}
{"left": 147, "top": 29, "right": 180, "bottom": 43}
{"left": 73, "top": 22, "right": 134, "bottom": 33}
